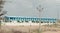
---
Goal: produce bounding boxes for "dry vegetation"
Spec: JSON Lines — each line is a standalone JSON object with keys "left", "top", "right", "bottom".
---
{"left": 0, "top": 22, "right": 60, "bottom": 33}
{"left": 0, "top": 25, "right": 39, "bottom": 33}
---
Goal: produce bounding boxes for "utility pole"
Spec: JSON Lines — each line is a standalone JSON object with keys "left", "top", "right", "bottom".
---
{"left": 56, "top": 5, "right": 59, "bottom": 27}
{"left": 36, "top": 0, "right": 44, "bottom": 33}
{"left": 32, "top": 0, "right": 44, "bottom": 33}
{"left": 36, "top": 5, "right": 43, "bottom": 33}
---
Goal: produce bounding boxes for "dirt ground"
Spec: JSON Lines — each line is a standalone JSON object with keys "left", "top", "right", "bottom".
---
{"left": 0, "top": 24, "right": 60, "bottom": 33}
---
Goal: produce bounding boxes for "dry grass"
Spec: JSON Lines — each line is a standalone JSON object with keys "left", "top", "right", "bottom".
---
{"left": 0, "top": 24, "right": 60, "bottom": 33}
{"left": 0, "top": 25, "right": 39, "bottom": 33}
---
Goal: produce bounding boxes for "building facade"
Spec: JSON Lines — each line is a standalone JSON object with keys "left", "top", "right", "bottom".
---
{"left": 4, "top": 16, "right": 57, "bottom": 23}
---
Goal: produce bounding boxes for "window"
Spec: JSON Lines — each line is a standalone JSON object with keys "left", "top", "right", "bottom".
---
{"left": 36, "top": 21, "right": 39, "bottom": 23}
{"left": 17, "top": 20, "right": 20, "bottom": 23}
{"left": 32, "top": 21, "right": 35, "bottom": 23}
{"left": 41, "top": 21, "right": 43, "bottom": 23}
{"left": 10, "top": 21, "right": 12, "bottom": 22}
{"left": 21, "top": 21, "right": 24, "bottom": 23}
{"left": 25, "top": 21, "right": 29, "bottom": 23}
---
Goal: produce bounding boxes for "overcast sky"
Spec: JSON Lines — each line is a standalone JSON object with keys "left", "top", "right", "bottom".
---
{"left": 3, "top": 0, "right": 60, "bottom": 18}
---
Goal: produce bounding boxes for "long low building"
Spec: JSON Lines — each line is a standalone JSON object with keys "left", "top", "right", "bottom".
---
{"left": 4, "top": 16, "right": 57, "bottom": 23}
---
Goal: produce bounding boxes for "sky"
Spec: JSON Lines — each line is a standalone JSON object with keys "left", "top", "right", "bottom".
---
{"left": 3, "top": 0, "right": 60, "bottom": 18}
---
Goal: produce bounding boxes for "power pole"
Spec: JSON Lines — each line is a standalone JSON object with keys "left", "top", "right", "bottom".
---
{"left": 36, "top": 5, "right": 43, "bottom": 33}
{"left": 32, "top": 0, "right": 44, "bottom": 33}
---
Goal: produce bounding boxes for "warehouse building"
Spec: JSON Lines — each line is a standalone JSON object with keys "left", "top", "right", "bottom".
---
{"left": 4, "top": 16, "right": 57, "bottom": 23}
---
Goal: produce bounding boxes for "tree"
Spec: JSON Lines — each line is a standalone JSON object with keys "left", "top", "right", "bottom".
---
{"left": 0, "top": 0, "right": 7, "bottom": 29}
